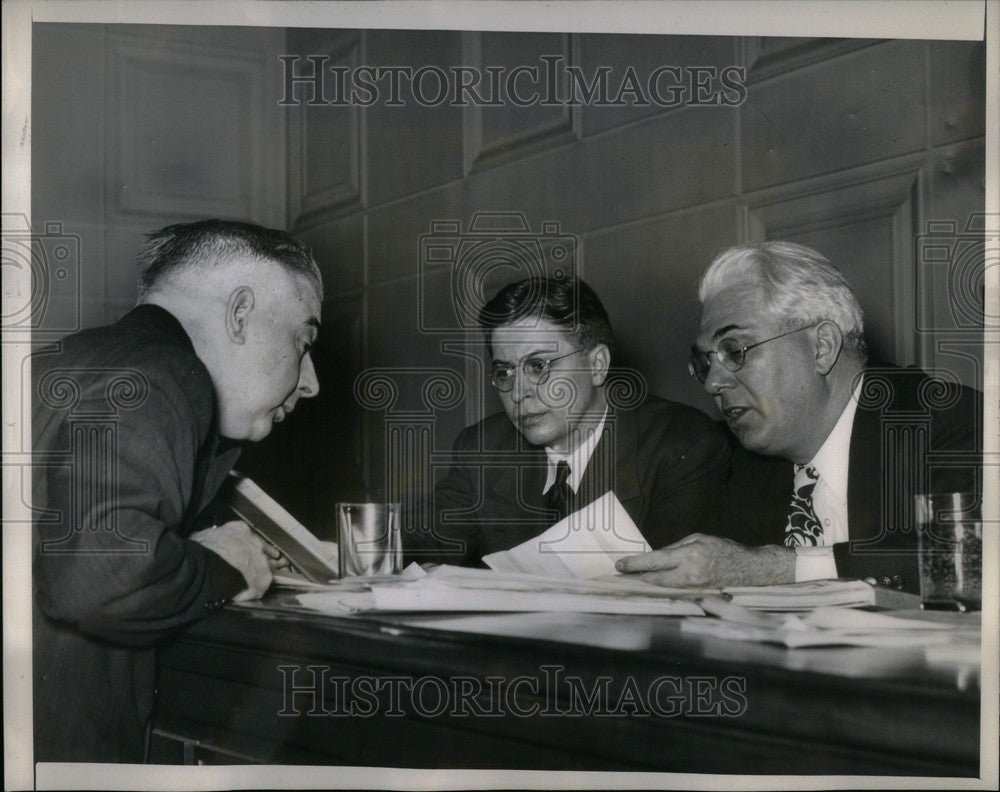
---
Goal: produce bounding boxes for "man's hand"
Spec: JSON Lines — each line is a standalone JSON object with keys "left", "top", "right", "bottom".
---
{"left": 190, "top": 521, "right": 273, "bottom": 601}
{"left": 615, "top": 533, "right": 796, "bottom": 588}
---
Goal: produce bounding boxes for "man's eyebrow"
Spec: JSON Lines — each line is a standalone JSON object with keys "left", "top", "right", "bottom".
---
{"left": 491, "top": 346, "right": 557, "bottom": 365}
{"left": 711, "top": 323, "right": 745, "bottom": 341}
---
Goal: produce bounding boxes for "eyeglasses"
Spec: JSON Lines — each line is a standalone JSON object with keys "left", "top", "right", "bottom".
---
{"left": 490, "top": 348, "right": 586, "bottom": 392}
{"left": 687, "top": 325, "right": 815, "bottom": 383}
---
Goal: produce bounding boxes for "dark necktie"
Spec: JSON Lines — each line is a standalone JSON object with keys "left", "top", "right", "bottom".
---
{"left": 547, "top": 460, "right": 572, "bottom": 523}
{"left": 784, "top": 463, "right": 824, "bottom": 546}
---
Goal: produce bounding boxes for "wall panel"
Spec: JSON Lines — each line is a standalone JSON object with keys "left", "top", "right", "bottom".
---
{"left": 928, "top": 41, "right": 987, "bottom": 146}
{"left": 365, "top": 30, "right": 465, "bottom": 205}
{"left": 464, "top": 31, "right": 577, "bottom": 173}
{"left": 287, "top": 31, "right": 364, "bottom": 223}
{"left": 579, "top": 33, "right": 738, "bottom": 136}
{"left": 748, "top": 166, "right": 921, "bottom": 366}
{"left": 742, "top": 42, "right": 926, "bottom": 191}
{"left": 583, "top": 204, "right": 742, "bottom": 415}
{"left": 32, "top": 23, "right": 288, "bottom": 337}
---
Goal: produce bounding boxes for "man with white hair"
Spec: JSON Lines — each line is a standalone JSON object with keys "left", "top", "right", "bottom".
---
{"left": 32, "top": 219, "right": 322, "bottom": 761}
{"left": 617, "top": 241, "right": 980, "bottom": 591}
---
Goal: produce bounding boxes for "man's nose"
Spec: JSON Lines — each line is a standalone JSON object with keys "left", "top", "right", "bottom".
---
{"left": 509, "top": 368, "right": 533, "bottom": 403}
{"left": 297, "top": 352, "right": 319, "bottom": 399}
{"left": 702, "top": 357, "right": 734, "bottom": 396}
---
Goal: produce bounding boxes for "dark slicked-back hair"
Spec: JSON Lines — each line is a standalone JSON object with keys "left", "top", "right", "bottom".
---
{"left": 478, "top": 277, "right": 615, "bottom": 358}
{"left": 136, "top": 219, "right": 321, "bottom": 300}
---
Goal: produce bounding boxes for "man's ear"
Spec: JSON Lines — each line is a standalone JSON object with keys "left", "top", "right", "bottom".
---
{"left": 814, "top": 320, "right": 843, "bottom": 375}
{"left": 225, "top": 286, "right": 254, "bottom": 344}
{"left": 589, "top": 343, "right": 611, "bottom": 386}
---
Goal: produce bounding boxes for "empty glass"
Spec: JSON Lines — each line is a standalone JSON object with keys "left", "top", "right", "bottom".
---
{"left": 336, "top": 502, "right": 402, "bottom": 578}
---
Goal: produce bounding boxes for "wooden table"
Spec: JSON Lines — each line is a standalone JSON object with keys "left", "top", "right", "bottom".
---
{"left": 152, "top": 595, "right": 981, "bottom": 776}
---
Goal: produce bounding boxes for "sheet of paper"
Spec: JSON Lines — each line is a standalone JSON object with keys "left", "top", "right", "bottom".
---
{"left": 425, "top": 564, "right": 707, "bottom": 598}
{"left": 365, "top": 585, "right": 703, "bottom": 616}
{"left": 482, "top": 491, "right": 651, "bottom": 577}
{"left": 725, "top": 579, "right": 876, "bottom": 611}
{"left": 680, "top": 617, "right": 972, "bottom": 649}
{"left": 278, "top": 561, "right": 425, "bottom": 591}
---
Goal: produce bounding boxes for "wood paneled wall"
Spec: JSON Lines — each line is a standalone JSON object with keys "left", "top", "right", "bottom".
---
{"left": 31, "top": 23, "right": 287, "bottom": 331}
{"left": 30, "top": 26, "right": 985, "bottom": 530}
{"left": 281, "top": 30, "right": 985, "bottom": 521}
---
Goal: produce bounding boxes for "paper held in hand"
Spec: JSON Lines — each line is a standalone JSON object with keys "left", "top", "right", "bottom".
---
{"left": 221, "top": 472, "right": 338, "bottom": 584}
{"left": 482, "top": 491, "right": 651, "bottom": 577}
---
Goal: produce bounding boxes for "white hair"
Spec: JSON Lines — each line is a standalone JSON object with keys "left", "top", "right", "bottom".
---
{"left": 698, "top": 241, "right": 868, "bottom": 362}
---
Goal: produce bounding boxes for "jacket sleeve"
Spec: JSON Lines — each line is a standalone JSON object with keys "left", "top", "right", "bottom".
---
{"left": 642, "top": 407, "right": 732, "bottom": 548}
{"left": 401, "top": 423, "right": 485, "bottom": 566}
{"left": 34, "top": 356, "right": 247, "bottom": 647}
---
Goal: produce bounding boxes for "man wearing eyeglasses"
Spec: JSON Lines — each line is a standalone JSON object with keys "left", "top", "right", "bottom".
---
{"left": 616, "top": 242, "right": 980, "bottom": 593}
{"left": 404, "top": 276, "right": 732, "bottom": 566}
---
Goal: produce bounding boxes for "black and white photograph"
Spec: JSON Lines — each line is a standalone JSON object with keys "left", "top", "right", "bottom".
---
{"left": 2, "top": 1, "right": 997, "bottom": 789}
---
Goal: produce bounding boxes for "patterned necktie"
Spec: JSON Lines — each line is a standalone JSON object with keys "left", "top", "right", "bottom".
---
{"left": 548, "top": 460, "right": 572, "bottom": 522}
{"left": 784, "top": 464, "right": 824, "bottom": 546}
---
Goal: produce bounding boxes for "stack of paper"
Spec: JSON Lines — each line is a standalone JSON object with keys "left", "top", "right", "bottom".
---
{"left": 297, "top": 565, "right": 705, "bottom": 617}
{"left": 292, "top": 565, "right": 883, "bottom": 619}
{"left": 682, "top": 598, "right": 980, "bottom": 648}
{"left": 723, "top": 579, "right": 876, "bottom": 611}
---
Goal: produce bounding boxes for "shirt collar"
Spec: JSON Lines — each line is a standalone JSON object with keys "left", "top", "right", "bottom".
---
{"left": 543, "top": 408, "right": 609, "bottom": 494}
{"left": 805, "top": 376, "right": 864, "bottom": 499}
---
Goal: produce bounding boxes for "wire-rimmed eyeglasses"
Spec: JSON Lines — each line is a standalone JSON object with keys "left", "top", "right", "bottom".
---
{"left": 687, "top": 325, "right": 815, "bottom": 383}
{"left": 490, "top": 348, "right": 586, "bottom": 392}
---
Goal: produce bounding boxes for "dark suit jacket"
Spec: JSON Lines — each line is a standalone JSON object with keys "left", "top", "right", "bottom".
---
{"left": 404, "top": 396, "right": 731, "bottom": 566}
{"left": 31, "top": 305, "right": 247, "bottom": 762}
{"left": 723, "top": 365, "right": 982, "bottom": 593}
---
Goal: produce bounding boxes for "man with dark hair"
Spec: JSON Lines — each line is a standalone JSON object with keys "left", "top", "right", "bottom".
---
{"left": 404, "top": 276, "right": 731, "bottom": 566}
{"left": 32, "top": 219, "right": 323, "bottom": 761}
{"left": 617, "top": 242, "right": 980, "bottom": 592}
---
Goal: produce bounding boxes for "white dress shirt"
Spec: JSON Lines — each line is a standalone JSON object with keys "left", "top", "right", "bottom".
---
{"left": 794, "top": 378, "right": 863, "bottom": 582}
{"left": 542, "top": 410, "right": 608, "bottom": 496}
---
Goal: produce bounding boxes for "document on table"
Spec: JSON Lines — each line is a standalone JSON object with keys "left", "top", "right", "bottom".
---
{"left": 681, "top": 600, "right": 980, "bottom": 648}
{"left": 292, "top": 565, "right": 881, "bottom": 617}
{"left": 722, "top": 579, "right": 876, "bottom": 611}
{"left": 362, "top": 584, "right": 704, "bottom": 616}
{"left": 296, "top": 564, "right": 705, "bottom": 616}
{"left": 482, "top": 491, "right": 650, "bottom": 577}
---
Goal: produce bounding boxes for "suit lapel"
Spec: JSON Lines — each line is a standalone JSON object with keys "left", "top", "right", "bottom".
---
{"left": 577, "top": 407, "right": 642, "bottom": 514}
{"left": 847, "top": 384, "right": 881, "bottom": 543}
{"left": 487, "top": 429, "right": 548, "bottom": 512}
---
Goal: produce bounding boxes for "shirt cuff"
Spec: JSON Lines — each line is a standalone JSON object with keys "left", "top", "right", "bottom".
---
{"left": 794, "top": 546, "right": 839, "bottom": 582}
